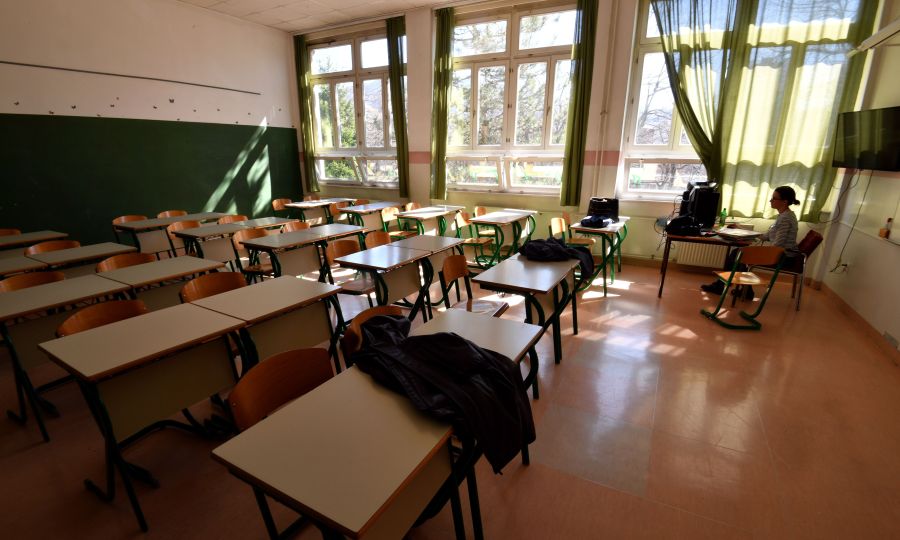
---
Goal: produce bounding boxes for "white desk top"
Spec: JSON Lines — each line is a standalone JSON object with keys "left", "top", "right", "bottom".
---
{"left": 410, "top": 310, "right": 542, "bottom": 363}
{"left": 97, "top": 256, "right": 224, "bottom": 287}
{"left": 335, "top": 245, "right": 429, "bottom": 272}
{"left": 172, "top": 223, "right": 246, "bottom": 239}
{"left": 0, "top": 256, "right": 47, "bottom": 277}
{"left": 473, "top": 253, "right": 577, "bottom": 294}
{"left": 0, "top": 274, "right": 130, "bottom": 322}
{"left": 341, "top": 202, "right": 398, "bottom": 214}
{"left": 113, "top": 212, "right": 226, "bottom": 231}
{"left": 389, "top": 235, "right": 463, "bottom": 254}
{"left": 26, "top": 243, "right": 136, "bottom": 266}
{"left": 191, "top": 276, "right": 340, "bottom": 324}
{"left": 0, "top": 231, "right": 68, "bottom": 250}
{"left": 396, "top": 205, "right": 464, "bottom": 220}
{"left": 39, "top": 303, "right": 243, "bottom": 382}
{"left": 285, "top": 198, "right": 356, "bottom": 210}
{"left": 241, "top": 224, "right": 365, "bottom": 251}
{"left": 237, "top": 217, "right": 299, "bottom": 228}
{"left": 469, "top": 210, "right": 533, "bottom": 226}
{"left": 569, "top": 216, "right": 630, "bottom": 235}
{"left": 212, "top": 367, "right": 451, "bottom": 538}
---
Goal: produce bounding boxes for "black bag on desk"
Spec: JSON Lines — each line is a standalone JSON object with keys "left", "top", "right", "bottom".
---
{"left": 587, "top": 197, "right": 619, "bottom": 222}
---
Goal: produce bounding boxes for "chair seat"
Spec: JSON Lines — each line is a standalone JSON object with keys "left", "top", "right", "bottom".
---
{"left": 242, "top": 263, "right": 274, "bottom": 275}
{"left": 388, "top": 230, "right": 417, "bottom": 240}
{"left": 462, "top": 237, "right": 493, "bottom": 246}
{"left": 448, "top": 298, "right": 509, "bottom": 318}
{"left": 715, "top": 271, "right": 763, "bottom": 285}
{"left": 566, "top": 237, "right": 595, "bottom": 246}
{"left": 339, "top": 275, "right": 377, "bottom": 295}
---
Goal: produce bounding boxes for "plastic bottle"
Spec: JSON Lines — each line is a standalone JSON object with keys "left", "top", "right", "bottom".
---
{"left": 718, "top": 208, "right": 727, "bottom": 228}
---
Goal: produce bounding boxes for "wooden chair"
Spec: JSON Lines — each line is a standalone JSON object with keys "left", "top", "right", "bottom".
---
{"left": 340, "top": 306, "right": 404, "bottom": 363}
{"left": 701, "top": 246, "right": 785, "bottom": 330}
{"left": 549, "top": 216, "right": 594, "bottom": 248}
{"left": 0, "top": 228, "right": 21, "bottom": 236}
{"left": 218, "top": 215, "right": 248, "bottom": 224}
{"left": 56, "top": 300, "right": 149, "bottom": 337}
{"left": 227, "top": 347, "right": 334, "bottom": 538}
{"left": 749, "top": 230, "right": 824, "bottom": 311}
{"left": 364, "top": 231, "right": 391, "bottom": 249}
{"left": 166, "top": 220, "right": 200, "bottom": 256}
{"left": 381, "top": 206, "right": 416, "bottom": 240}
{"left": 282, "top": 221, "right": 311, "bottom": 233}
{"left": 179, "top": 272, "right": 247, "bottom": 303}
{"left": 326, "top": 201, "right": 350, "bottom": 224}
{"left": 111, "top": 215, "right": 147, "bottom": 243}
{"left": 24, "top": 240, "right": 80, "bottom": 255}
{"left": 472, "top": 206, "right": 498, "bottom": 240}
{"left": 438, "top": 254, "right": 508, "bottom": 317}
{"left": 272, "top": 198, "right": 292, "bottom": 218}
{"left": 404, "top": 202, "right": 421, "bottom": 211}
{"left": 303, "top": 194, "right": 320, "bottom": 201}
{"left": 354, "top": 199, "right": 370, "bottom": 205}
{"left": 326, "top": 239, "right": 376, "bottom": 307}
{"left": 232, "top": 229, "right": 274, "bottom": 283}
{"left": 455, "top": 211, "right": 493, "bottom": 263}
{"left": 0, "top": 270, "right": 66, "bottom": 292}
{"left": 157, "top": 210, "right": 187, "bottom": 218}
{"left": 96, "top": 252, "right": 155, "bottom": 272}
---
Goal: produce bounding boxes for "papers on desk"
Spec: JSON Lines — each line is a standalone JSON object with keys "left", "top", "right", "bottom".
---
{"left": 716, "top": 228, "right": 762, "bottom": 241}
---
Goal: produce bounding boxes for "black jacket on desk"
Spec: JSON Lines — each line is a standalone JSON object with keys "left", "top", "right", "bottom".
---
{"left": 519, "top": 236, "right": 594, "bottom": 277}
{"left": 350, "top": 315, "right": 535, "bottom": 473}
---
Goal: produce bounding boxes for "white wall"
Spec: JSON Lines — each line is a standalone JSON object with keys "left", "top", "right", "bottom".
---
{"left": 0, "top": 0, "right": 297, "bottom": 129}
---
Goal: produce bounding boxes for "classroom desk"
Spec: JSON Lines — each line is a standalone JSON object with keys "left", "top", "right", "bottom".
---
{"left": 468, "top": 210, "right": 535, "bottom": 267}
{"left": 285, "top": 198, "right": 356, "bottom": 225}
{"left": 97, "top": 255, "right": 225, "bottom": 309}
{"left": 26, "top": 242, "right": 137, "bottom": 277}
{"left": 191, "top": 276, "right": 343, "bottom": 370}
{"left": 396, "top": 205, "right": 464, "bottom": 236}
{"left": 112, "top": 212, "right": 225, "bottom": 255}
{"left": 236, "top": 216, "right": 298, "bottom": 229}
{"left": 39, "top": 303, "right": 244, "bottom": 532}
{"left": 0, "top": 275, "right": 130, "bottom": 441}
{"left": 0, "top": 230, "right": 68, "bottom": 251}
{"left": 0, "top": 256, "right": 47, "bottom": 279}
{"left": 342, "top": 201, "right": 398, "bottom": 231}
{"left": 335, "top": 245, "right": 432, "bottom": 320}
{"left": 212, "top": 367, "right": 467, "bottom": 540}
{"left": 569, "top": 217, "right": 630, "bottom": 296}
{"left": 240, "top": 224, "right": 365, "bottom": 279}
{"left": 658, "top": 233, "right": 751, "bottom": 298}
{"left": 473, "top": 254, "right": 579, "bottom": 365}
{"left": 171, "top": 218, "right": 300, "bottom": 262}
{"left": 389, "top": 236, "right": 465, "bottom": 317}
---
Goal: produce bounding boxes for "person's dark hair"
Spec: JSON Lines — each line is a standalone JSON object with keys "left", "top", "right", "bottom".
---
{"left": 774, "top": 186, "right": 800, "bottom": 205}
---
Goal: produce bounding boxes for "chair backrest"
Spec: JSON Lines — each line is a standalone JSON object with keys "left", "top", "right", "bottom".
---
{"left": 354, "top": 199, "right": 370, "bottom": 205}
{"left": 798, "top": 230, "right": 824, "bottom": 257}
{"left": 739, "top": 246, "right": 784, "bottom": 267}
{"left": 272, "top": 198, "right": 292, "bottom": 212}
{"left": 167, "top": 221, "right": 201, "bottom": 254}
{"left": 96, "top": 252, "right": 155, "bottom": 272}
{"left": 111, "top": 215, "right": 147, "bottom": 226}
{"left": 56, "top": 300, "right": 149, "bottom": 337}
{"left": 365, "top": 231, "right": 391, "bottom": 249}
{"left": 0, "top": 270, "right": 66, "bottom": 292}
{"left": 0, "top": 228, "right": 22, "bottom": 236}
{"left": 404, "top": 202, "right": 421, "bottom": 212}
{"left": 228, "top": 348, "right": 334, "bottom": 431}
{"left": 325, "top": 238, "right": 360, "bottom": 264}
{"left": 303, "top": 194, "right": 320, "bottom": 201}
{"left": 179, "top": 272, "right": 247, "bottom": 303}
{"left": 340, "top": 306, "right": 404, "bottom": 360}
{"left": 157, "top": 210, "right": 187, "bottom": 218}
{"left": 474, "top": 206, "right": 488, "bottom": 217}
{"left": 441, "top": 254, "right": 470, "bottom": 284}
{"left": 283, "top": 220, "right": 311, "bottom": 233}
{"left": 217, "top": 215, "right": 248, "bottom": 224}
{"left": 232, "top": 228, "right": 268, "bottom": 258}
{"left": 381, "top": 206, "right": 401, "bottom": 223}
{"left": 24, "top": 240, "right": 81, "bottom": 255}
{"left": 456, "top": 211, "right": 471, "bottom": 228}
{"left": 549, "top": 217, "right": 567, "bottom": 237}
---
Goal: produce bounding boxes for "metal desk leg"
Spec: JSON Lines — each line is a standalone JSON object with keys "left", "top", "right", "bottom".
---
{"left": 658, "top": 237, "right": 672, "bottom": 298}
{"left": 2, "top": 325, "right": 50, "bottom": 442}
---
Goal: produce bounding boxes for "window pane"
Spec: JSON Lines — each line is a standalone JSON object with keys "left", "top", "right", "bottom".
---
{"left": 335, "top": 81, "right": 356, "bottom": 148}
{"left": 387, "top": 76, "right": 408, "bottom": 148}
{"left": 626, "top": 160, "right": 705, "bottom": 192}
{"left": 634, "top": 52, "right": 673, "bottom": 145}
{"left": 514, "top": 62, "right": 547, "bottom": 145}
{"left": 519, "top": 11, "right": 576, "bottom": 49}
{"left": 313, "top": 84, "right": 333, "bottom": 148}
{"left": 550, "top": 59, "right": 572, "bottom": 145}
{"left": 361, "top": 38, "right": 388, "bottom": 68}
{"left": 453, "top": 20, "right": 507, "bottom": 56}
{"left": 364, "top": 159, "right": 399, "bottom": 183}
{"left": 448, "top": 69, "right": 472, "bottom": 146}
{"left": 446, "top": 159, "right": 500, "bottom": 186}
{"left": 646, "top": 4, "right": 659, "bottom": 38}
{"left": 363, "top": 79, "right": 384, "bottom": 148}
{"left": 477, "top": 66, "right": 505, "bottom": 146}
{"left": 319, "top": 158, "right": 359, "bottom": 181}
{"left": 510, "top": 160, "right": 562, "bottom": 187}
{"left": 311, "top": 44, "right": 352, "bottom": 74}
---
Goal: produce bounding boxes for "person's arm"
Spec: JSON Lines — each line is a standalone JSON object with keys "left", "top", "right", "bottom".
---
{"left": 768, "top": 214, "right": 794, "bottom": 248}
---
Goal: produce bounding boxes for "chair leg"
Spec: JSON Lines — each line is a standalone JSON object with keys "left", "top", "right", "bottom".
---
{"left": 796, "top": 269, "right": 804, "bottom": 311}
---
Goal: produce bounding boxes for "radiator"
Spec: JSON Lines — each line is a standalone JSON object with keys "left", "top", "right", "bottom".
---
{"left": 676, "top": 243, "right": 728, "bottom": 267}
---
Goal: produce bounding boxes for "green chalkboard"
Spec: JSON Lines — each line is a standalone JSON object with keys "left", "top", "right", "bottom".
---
{"left": 0, "top": 113, "right": 302, "bottom": 245}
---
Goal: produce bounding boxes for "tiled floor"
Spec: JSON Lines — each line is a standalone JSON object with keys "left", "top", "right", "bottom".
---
{"left": 1, "top": 265, "right": 898, "bottom": 539}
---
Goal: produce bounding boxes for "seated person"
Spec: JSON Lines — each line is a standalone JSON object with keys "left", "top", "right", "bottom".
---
{"left": 701, "top": 186, "right": 801, "bottom": 295}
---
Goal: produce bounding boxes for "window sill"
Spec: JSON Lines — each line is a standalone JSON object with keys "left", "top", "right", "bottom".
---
{"left": 448, "top": 186, "right": 560, "bottom": 197}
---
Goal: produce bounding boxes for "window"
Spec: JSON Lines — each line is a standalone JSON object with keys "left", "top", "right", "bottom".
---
{"left": 309, "top": 35, "right": 406, "bottom": 187}
{"left": 621, "top": 3, "right": 707, "bottom": 199}
{"left": 446, "top": 5, "right": 576, "bottom": 193}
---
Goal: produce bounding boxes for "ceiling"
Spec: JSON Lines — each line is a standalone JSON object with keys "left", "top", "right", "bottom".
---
{"left": 178, "top": 0, "right": 447, "bottom": 34}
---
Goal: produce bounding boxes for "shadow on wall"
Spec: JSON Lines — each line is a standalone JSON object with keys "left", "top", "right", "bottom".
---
{"left": 205, "top": 123, "right": 272, "bottom": 217}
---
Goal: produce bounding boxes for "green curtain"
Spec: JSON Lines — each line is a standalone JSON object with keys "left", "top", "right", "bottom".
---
{"left": 652, "top": 0, "right": 878, "bottom": 221}
{"left": 387, "top": 17, "right": 410, "bottom": 198}
{"left": 559, "top": 0, "right": 599, "bottom": 207}
{"left": 293, "top": 35, "right": 319, "bottom": 193}
{"left": 431, "top": 8, "right": 454, "bottom": 200}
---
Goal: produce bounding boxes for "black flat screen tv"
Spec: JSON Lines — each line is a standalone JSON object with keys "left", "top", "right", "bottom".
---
{"left": 832, "top": 106, "right": 900, "bottom": 171}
